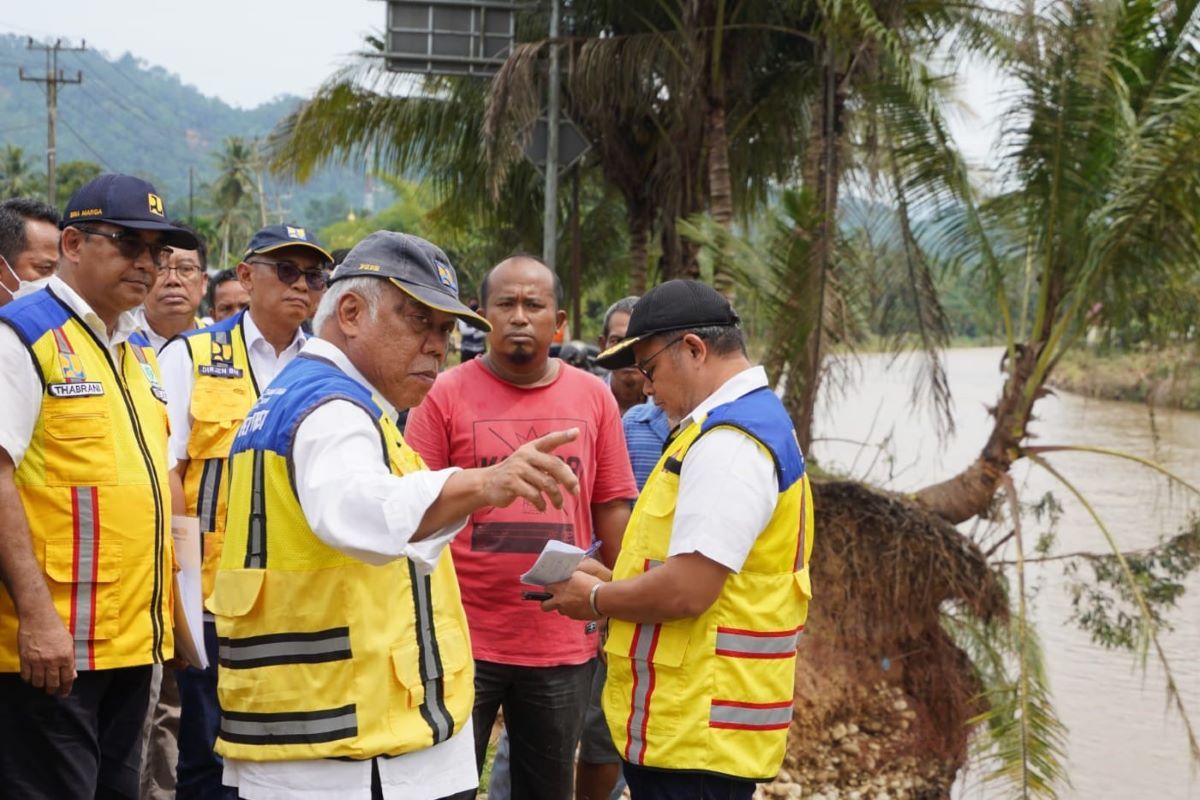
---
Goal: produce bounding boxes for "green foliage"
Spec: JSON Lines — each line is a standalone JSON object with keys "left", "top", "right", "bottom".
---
{"left": 1065, "top": 518, "right": 1200, "bottom": 650}
{"left": 947, "top": 609, "right": 1070, "bottom": 799}
{"left": 55, "top": 160, "right": 103, "bottom": 202}
{"left": 0, "top": 145, "right": 43, "bottom": 198}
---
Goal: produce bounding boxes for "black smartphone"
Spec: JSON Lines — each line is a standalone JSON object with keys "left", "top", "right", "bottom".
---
{"left": 521, "top": 591, "right": 553, "bottom": 601}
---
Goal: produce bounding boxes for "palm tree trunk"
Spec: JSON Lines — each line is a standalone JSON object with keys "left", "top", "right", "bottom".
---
{"left": 707, "top": 100, "right": 737, "bottom": 301}
{"left": 782, "top": 40, "right": 842, "bottom": 453}
{"left": 629, "top": 207, "right": 649, "bottom": 295}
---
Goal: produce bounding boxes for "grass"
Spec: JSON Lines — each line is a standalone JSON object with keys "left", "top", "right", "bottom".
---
{"left": 1049, "top": 345, "right": 1200, "bottom": 410}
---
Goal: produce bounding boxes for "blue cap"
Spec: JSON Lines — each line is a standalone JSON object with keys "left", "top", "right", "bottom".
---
{"left": 330, "top": 231, "right": 490, "bottom": 331}
{"left": 243, "top": 224, "right": 332, "bottom": 264}
{"left": 61, "top": 173, "right": 199, "bottom": 250}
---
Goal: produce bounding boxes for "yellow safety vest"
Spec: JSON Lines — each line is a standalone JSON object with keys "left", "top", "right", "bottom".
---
{"left": 603, "top": 387, "right": 814, "bottom": 780}
{"left": 0, "top": 287, "right": 174, "bottom": 671}
{"left": 177, "top": 310, "right": 257, "bottom": 600}
{"left": 207, "top": 354, "right": 473, "bottom": 761}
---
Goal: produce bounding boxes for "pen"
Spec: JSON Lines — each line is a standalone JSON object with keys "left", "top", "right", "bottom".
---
{"left": 583, "top": 539, "right": 602, "bottom": 559}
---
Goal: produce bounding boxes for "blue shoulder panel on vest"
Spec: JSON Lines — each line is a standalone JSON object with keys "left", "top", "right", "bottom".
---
{"left": 700, "top": 387, "right": 805, "bottom": 492}
{"left": 129, "top": 330, "right": 153, "bottom": 350}
{"left": 231, "top": 354, "right": 381, "bottom": 457}
{"left": 0, "top": 288, "right": 71, "bottom": 345}
{"left": 181, "top": 308, "right": 242, "bottom": 341}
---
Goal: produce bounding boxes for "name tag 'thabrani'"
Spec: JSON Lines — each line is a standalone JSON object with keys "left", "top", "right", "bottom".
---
{"left": 198, "top": 364, "right": 244, "bottom": 379}
{"left": 48, "top": 381, "right": 105, "bottom": 398}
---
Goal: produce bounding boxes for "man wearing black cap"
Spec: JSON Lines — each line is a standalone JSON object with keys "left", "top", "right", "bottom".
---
{"left": 155, "top": 222, "right": 332, "bottom": 797}
{"left": 0, "top": 173, "right": 197, "bottom": 797}
{"left": 542, "top": 280, "right": 815, "bottom": 800}
{"left": 206, "top": 231, "right": 581, "bottom": 800}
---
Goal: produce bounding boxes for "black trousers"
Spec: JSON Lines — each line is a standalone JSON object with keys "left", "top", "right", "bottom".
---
{"left": 0, "top": 665, "right": 153, "bottom": 799}
{"left": 622, "top": 761, "right": 756, "bottom": 800}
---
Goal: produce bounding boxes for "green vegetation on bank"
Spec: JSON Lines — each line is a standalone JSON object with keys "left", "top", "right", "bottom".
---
{"left": 1050, "top": 346, "right": 1200, "bottom": 411}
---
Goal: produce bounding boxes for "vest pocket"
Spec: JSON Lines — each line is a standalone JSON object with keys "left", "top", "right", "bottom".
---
{"left": 187, "top": 382, "right": 250, "bottom": 460}
{"left": 44, "top": 537, "right": 120, "bottom": 641}
{"left": 43, "top": 409, "right": 117, "bottom": 486}
{"left": 206, "top": 568, "right": 265, "bottom": 618}
{"left": 389, "top": 620, "right": 471, "bottom": 741}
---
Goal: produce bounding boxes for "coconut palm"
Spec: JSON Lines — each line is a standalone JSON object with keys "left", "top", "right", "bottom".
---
{"left": 211, "top": 136, "right": 267, "bottom": 266}
{"left": 0, "top": 145, "right": 43, "bottom": 199}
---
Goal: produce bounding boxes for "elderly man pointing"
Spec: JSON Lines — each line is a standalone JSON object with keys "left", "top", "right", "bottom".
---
{"left": 543, "top": 280, "right": 814, "bottom": 800}
{"left": 206, "top": 231, "right": 580, "bottom": 800}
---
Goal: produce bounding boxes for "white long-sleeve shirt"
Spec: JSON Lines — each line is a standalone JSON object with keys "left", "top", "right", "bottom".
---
{"left": 222, "top": 337, "right": 476, "bottom": 800}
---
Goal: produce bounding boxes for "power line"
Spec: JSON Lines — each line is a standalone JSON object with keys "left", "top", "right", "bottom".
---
{"left": 18, "top": 36, "right": 85, "bottom": 206}
{"left": 57, "top": 115, "right": 113, "bottom": 171}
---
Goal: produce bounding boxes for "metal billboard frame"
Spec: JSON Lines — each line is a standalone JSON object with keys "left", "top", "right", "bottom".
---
{"left": 381, "top": 0, "right": 520, "bottom": 77}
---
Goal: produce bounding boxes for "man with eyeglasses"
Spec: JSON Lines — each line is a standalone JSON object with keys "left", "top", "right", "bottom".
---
{"left": 541, "top": 280, "right": 815, "bottom": 800}
{"left": 0, "top": 173, "right": 196, "bottom": 797}
{"left": 133, "top": 220, "right": 209, "bottom": 352}
{"left": 157, "top": 223, "right": 332, "bottom": 798}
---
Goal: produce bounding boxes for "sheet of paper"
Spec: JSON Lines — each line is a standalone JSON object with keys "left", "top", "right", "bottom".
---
{"left": 171, "top": 515, "right": 207, "bottom": 669}
{"left": 520, "top": 539, "right": 594, "bottom": 586}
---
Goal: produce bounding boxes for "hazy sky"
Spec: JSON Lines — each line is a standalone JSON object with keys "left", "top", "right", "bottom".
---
{"left": 0, "top": 1, "right": 1006, "bottom": 171}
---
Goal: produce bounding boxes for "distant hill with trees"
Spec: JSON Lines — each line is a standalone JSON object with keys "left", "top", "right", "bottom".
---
{"left": 0, "top": 32, "right": 375, "bottom": 229}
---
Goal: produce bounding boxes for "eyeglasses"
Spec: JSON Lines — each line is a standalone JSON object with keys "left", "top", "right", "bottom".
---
{"left": 247, "top": 258, "right": 331, "bottom": 290}
{"left": 75, "top": 226, "right": 173, "bottom": 268}
{"left": 156, "top": 263, "right": 205, "bottom": 280}
{"left": 635, "top": 335, "right": 687, "bottom": 382}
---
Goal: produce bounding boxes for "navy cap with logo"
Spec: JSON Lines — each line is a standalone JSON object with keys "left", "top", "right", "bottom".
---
{"left": 330, "top": 231, "right": 491, "bottom": 331}
{"left": 61, "top": 173, "right": 199, "bottom": 250}
{"left": 243, "top": 223, "right": 333, "bottom": 264}
{"left": 596, "top": 279, "right": 740, "bottom": 369}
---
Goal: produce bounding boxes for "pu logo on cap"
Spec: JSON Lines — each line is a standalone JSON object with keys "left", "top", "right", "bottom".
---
{"left": 286, "top": 226, "right": 307, "bottom": 240}
{"left": 148, "top": 194, "right": 164, "bottom": 217}
{"left": 435, "top": 261, "right": 457, "bottom": 292}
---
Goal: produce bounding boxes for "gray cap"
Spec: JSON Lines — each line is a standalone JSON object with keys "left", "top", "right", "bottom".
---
{"left": 329, "top": 231, "right": 490, "bottom": 331}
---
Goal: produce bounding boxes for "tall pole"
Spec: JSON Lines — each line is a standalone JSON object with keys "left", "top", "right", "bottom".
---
{"left": 188, "top": 166, "right": 195, "bottom": 222}
{"left": 542, "top": 0, "right": 560, "bottom": 271}
{"left": 19, "top": 38, "right": 84, "bottom": 207}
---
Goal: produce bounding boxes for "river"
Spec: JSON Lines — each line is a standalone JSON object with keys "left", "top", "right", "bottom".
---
{"left": 813, "top": 347, "right": 1200, "bottom": 800}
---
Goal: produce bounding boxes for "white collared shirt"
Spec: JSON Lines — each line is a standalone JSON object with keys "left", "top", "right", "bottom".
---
{"left": 667, "top": 365, "right": 781, "bottom": 572}
{"left": 158, "top": 309, "right": 306, "bottom": 467}
{"left": 131, "top": 306, "right": 199, "bottom": 353}
{"left": 222, "top": 337, "right": 476, "bottom": 800}
{"left": 0, "top": 277, "right": 141, "bottom": 466}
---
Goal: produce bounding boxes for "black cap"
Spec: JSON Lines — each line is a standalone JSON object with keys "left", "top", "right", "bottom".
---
{"left": 595, "top": 279, "right": 739, "bottom": 369}
{"left": 243, "top": 224, "right": 332, "bottom": 263}
{"left": 329, "top": 231, "right": 491, "bottom": 331}
{"left": 61, "top": 173, "right": 199, "bottom": 249}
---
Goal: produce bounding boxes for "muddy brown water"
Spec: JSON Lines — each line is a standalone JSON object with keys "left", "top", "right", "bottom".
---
{"left": 814, "top": 347, "right": 1200, "bottom": 799}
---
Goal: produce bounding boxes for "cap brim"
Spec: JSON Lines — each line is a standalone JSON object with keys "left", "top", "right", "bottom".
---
{"left": 389, "top": 278, "right": 492, "bottom": 332}
{"left": 246, "top": 240, "right": 333, "bottom": 263}
{"left": 98, "top": 218, "right": 199, "bottom": 250}
{"left": 595, "top": 335, "right": 647, "bottom": 369}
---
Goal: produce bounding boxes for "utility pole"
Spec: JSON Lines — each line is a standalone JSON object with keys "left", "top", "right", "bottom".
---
{"left": 542, "top": 0, "right": 560, "bottom": 272}
{"left": 19, "top": 37, "right": 85, "bottom": 207}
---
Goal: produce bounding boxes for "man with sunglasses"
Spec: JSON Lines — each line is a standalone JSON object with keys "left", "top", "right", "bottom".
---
{"left": 541, "top": 280, "right": 815, "bottom": 800}
{"left": 0, "top": 173, "right": 197, "bottom": 798}
{"left": 157, "top": 223, "right": 332, "bottom": 798}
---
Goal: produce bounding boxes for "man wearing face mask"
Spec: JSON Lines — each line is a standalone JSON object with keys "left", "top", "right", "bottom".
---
{"left": 0, "top": 198, "right": 61, "bottom": 305}
{"left": 157, "top": 223, "right": 332, "bottom": 798}
{"left": 132, "top": 221, "right": 209, "bottom": 352}
{"left": 0, "top": 173, "right": 196, "bottom": 798}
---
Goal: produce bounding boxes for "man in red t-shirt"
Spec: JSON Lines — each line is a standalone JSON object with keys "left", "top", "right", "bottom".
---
{"left": 405, "top": 256, "right": 636, "bottom": 800}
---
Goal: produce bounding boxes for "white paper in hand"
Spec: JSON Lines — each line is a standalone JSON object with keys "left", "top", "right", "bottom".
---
{"left": 520, "top": 539, "right": 599, "bottom": 586}
{"left": 171, "top": 515, "right": 208, "bottom": 669}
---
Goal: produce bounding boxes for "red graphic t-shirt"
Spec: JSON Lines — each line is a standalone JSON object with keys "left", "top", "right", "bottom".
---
{"left": 404, "top": 358, "right": 637, "bottom": 667}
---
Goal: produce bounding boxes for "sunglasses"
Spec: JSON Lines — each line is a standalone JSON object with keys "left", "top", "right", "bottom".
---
{"left": 247, "top": 258, "right": 331, "bottom": 290}
{"left": 75, "top": 226, "right": 173, "bottom": 268}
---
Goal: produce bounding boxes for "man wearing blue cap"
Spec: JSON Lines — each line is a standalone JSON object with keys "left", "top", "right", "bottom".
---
{"left": 156, "top": 222, "right": 332, "bottom": 797}
{"left": 207, "top": 231, "right": 581, "bottom": 799}
{"left": 0, "top": 173, "right": 197, "bottom": 797}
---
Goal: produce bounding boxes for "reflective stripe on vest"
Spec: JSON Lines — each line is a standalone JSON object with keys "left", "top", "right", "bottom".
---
{"left": 218, "top": 627, "right": 352, "bottom": 669}
{"left": 709, "top": 699, "right": 793, "bottom": 731}
{"left": 197, "top": 458, "right": 223, "bottom": 535}
{"left": 714, "top": 625, "right": 803, "bottom": 659}
{"left": 70, "top": 486, "right": 100, "bottom": 669}
{"left": 623, "top": 558, "right": 662, "bottom": 765}
{"left": 220, "top": 704, "right": 359, "bottom": 746}
{"left": 410, "top": 561, "right": 454, "bottom": 745}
